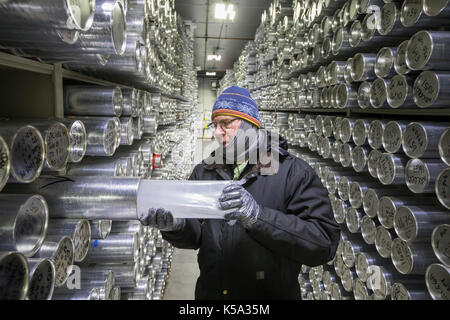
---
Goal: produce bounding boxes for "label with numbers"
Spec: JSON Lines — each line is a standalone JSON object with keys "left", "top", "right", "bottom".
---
{"left": 74, "top": 222, "right": 90, "bottom": 262}
{"left": 391, "top": 283, "right": 411, "bottom": 300}
{"left": 405, "top": 159, "right": 429, "bottom": 193}
{"left": 346, "top": 208, "right": 360, "bottom": 233}
{"left": 343, "top": 241, "right": 355, "bottom": 268}
{"left": 363, "top": 189, "right": 378, "bottom": 218}
{"left": 371, "top": 79, "right": 387, "bottom": 108}
{"left": 0, "top": 253, "right": 28, "bottom": 299}
{"left": 380, "top": 3, "right": 396, "bottom": 34}
{"left": 104, "top": 121, "right": 116, "bottom": 156}
{"left": 403, "top": 123, "right": 427, "bottom": 158}
{"left": 46, "top": 124, "right": 69, "bottom": 170}
{"left": 15, "top": 196, "right": 46, "bottom": 255}
{"left": 352, "top": 146, "right": 366, "bottom": 172}
{"left": 413, "top": 71, "right": 439, "bottom": 108}
{"left": 353, "top": 120, "right": 367, "bottom": 146}
{"left": 401, "top": 0, "right": 422, "bottom": 27}
{"left": 391, "top": 239, "right": 413, "bottom": 274}
{"left": 355, "top": 252, "right": 369, "bottom": 282}
{"left": 388, "top": 75, "right": 409, "bottom": 108}
{"left": 69, "top": 122, "right": 86, "bottom": 162}
{"left": 436, "top": 169, "right": 450, "bottom": 207}
{"left": 426, "top": 264, "right": 450, "bottom": 300}
{"left": 395, "top": 41, "right": 409, "bottom": 75}
{"left": 28, "top": 260, "right": 54, "bottom": 300}
{"left": 354, "top": 278, "right": 369, "bottom": 300}
{"left": 341, "top": 144, "right": 352, "bottom": 167}
{"left": 349, "top": 182, "right": 362, "bottom": 208}
{"left": 432, "top": 225, "right": 450, "bottom": 265}
{"left": 53, "top": 238, "right": 73, "bottom": 286}
{"left": 439, "top": 129, "right": 450, "bottom": 164}
{"left": 13, "top": 128, "right": 43, "bottom": 181}
{"left": 407, "top": 31, "right": 432, "bottom": 70}
{"left": 378, "top": 153, "right": 395, "bottom": 184}
{"left": 368, "top": 149, "right": 381, "bottom": 178}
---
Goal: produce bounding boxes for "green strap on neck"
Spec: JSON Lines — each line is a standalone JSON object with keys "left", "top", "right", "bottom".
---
{"left": 233, "top": 160, "right": 249, "bottom": 181}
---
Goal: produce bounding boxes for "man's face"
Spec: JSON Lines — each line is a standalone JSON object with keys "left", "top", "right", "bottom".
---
{"left": 212, "top": 115, "right": 242, "bottom": 146}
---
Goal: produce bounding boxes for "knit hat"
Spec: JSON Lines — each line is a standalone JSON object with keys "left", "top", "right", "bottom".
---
{"left": 212, "top": 86, "right": 261, "bottom": 128}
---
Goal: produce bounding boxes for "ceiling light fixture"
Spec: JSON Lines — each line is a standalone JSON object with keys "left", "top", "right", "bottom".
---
{"left": 207, "top": 54, "right": 222, "bottom": 61}
{"left": 215, "top": 3, "right": 236, "bottom": 21}
{"left": 206, "top": 72, "right": 217, "bottom": 76}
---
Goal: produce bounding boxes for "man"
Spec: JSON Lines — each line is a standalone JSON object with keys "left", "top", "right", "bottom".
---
{"left": 140, "top": 86, "right": 340, "bottom": 300}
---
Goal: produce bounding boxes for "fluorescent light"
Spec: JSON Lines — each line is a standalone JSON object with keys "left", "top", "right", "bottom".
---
{"left": 215, "top": 3, "right": 236, "bottom": 20}
{"left": 215, "top": 3, "right": 227, "bottom": 19}
{"left": 206, "top": 72, "right": 217, "bottom": 76}
{"left": 207, "top": 54, "right": 222, "bottom": 61}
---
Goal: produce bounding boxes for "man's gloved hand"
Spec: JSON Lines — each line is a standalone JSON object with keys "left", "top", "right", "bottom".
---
{"left": 218, "top": 183, "right": 260, "bottom": 229}
{"left": 139, "top": 208, "right": 185, "bottom": 232}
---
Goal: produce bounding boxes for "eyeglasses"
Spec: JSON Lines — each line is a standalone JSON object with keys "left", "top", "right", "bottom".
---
{"left": 207, "top": 118, "right": 239, "bottom": 130}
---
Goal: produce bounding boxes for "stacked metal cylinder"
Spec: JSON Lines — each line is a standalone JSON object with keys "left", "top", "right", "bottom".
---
{"left": 225, "top": 0, "right": 450, "bottom": 300}
{"left": 0, "top": 0, "right": 199, "bottom": 300}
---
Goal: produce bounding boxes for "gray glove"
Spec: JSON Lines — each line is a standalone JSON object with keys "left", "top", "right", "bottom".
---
{"left": 218, "top": 183, "right": 260, "bottom": 229}
{"left": 139, "top": 208, "right": 185, "bottom": 232}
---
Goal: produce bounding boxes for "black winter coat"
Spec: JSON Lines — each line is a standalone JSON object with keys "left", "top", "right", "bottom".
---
{"left": 161, "top": 139, "right": 340, "bottom": 300}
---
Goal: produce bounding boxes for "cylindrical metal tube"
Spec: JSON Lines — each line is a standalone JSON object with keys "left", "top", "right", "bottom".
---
{"left": 27, "top": 258, "right": 55, "bottom": 300}
{"left": 406, "top": 31, "right": 450, "bottom": 71}
{"left": 391, "top": 238, "right": 437, "bottom": 275}
{"left": 355, "top": 251, "right": 378, "bottom": 282}
{"left": 357, "top": 81, "right": 372, "bottom": 109}
{"left": 79, "top": 268, "right": 114, "bottom": 299}
{"left": 342, "top": 239, "right": 375, "bottom": 269}
{"left": 346, "top": 207, "right": 364, "bottom": 233}
{"left": 375, "top": 47, "right": 398, "bottom": 79}
{"left": 59, "top": 119, "right": 87, "bottom": 164}
{"left": 436, "top": 167, "right": 450, "bottom": 209}
{"left": 353, "top": 277, "right": 370, "bottom": 300}
{"left": 32, "top": 235, "right": 74, "bottom": 287}
{"left": 405, "top": 158, "right": 447, "bottom": 194}
{"left": 66, "top": 157, "right": 122, "bottom": 176}
{"left": 349, "top": 181, "right": 380, "bottom": 209}
{"left": 52, "top": 286, "right": 105, "bottom": 300}
{"left": 89, "top": 220, "right": 112, "bottom": 240}
{"left": 394, "top": 40, "right": 412, "bottom": 75}
{"left": 377, "top": 153, "right": 409, "bottom": 185}
{"left": 382, "top": 120, "right": 409, "bottom": 153}
{"left": 0, "top": 251, "right": 29, "bottom": 300}
{"left": 394, "top": 205, "right": 449, "bottom": 243}
{"left": 0, "top": 135, "right": 10, "bottom": 192}
{"left": 431, "top": 224, "right": 450, "bottom": 267}
{"left": 70, "top": 117, "right": 118, "bottom": 156}
{"left": 425, "top": 263, "right": 450, "bottom": 300}
{"left": 0, "top": 194, "right": 48, "bottom": 257}
{"left": 439, "top": 128, "right": 450, "bottom": 166}
{"left": 2, "top": 176, "right": 140, "bottom": 220}
{"left": 391, "top": 282, "right": 431, "bottom": 300}
{"left": 423, "top": 0, "right": 450, "bottom": 17}
{"left": 413, "top": 71, "right": 450, "bottom": 109}
{"left": 46, "top": 219, "right": 91, "bottom": 262}
{"left": 119, "top": 117, "right": 134, "bottom": 146}
{"left": 368, "top": 149, "right": 382, "bottom": 178}
{"left": 351, "top": 53, "right": 377, "bottom": 82}
{"left": 0, "top": 0, "right": 95, "bottom": 31}
{"left": 0, "top": 125, "right": 45, "bottom": 183}
{"left": 93, "top": 263, "right": 138, "bottom": 288}
{"left": 368, "top": 120, "right": 387, "bottom": 150}
{"left": 370, "top": 78, "right": 390, "bottom": 109}
{"left": 82, "top": 233, "right": 139, "bottom": 264}
{"left": 377, "top": 195, "right": 431, "bottom": 229}
{"left": 360, "top": 214, "right": 380, "bottom": 245}
{"left": 402, "top": 122, "right": 450, "bottom": 158}
{"left": 32, "top": 122, "right": 70, "bottom": 171}
{"left": 375, "top": 226, "right": 395, "bottom": 258}
{"left": 64, "top": 86, "right": 123, "bottom": 117}
{"left": 387, "top": 74, "right": 416, "bottom": 108}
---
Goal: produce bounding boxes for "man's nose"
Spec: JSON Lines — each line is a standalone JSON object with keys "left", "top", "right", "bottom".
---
{"left": 215, "top": 125, "right": 225, "bottom": 136}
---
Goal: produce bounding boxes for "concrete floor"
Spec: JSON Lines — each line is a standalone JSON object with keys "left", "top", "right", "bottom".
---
{"left": 163, "top": 248, "right": 199, "bottom": 300}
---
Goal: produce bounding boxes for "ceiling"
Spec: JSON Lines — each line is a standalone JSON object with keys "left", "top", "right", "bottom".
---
{"left": 175, "top": 0, "right": 272, "bottom": 78}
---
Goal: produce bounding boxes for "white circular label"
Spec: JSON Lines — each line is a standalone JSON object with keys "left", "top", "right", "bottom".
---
{"left": 406, "top": 31, "right": 432, "bottom": 70}
{"left": 69, "top": 123, "right": 85, "bottom": 162}
{"left": 371, "top": 79, "right": 387, "bottom": 108}
{"left": 13, "top": 128, "right": 43, "bottom": 181}
{"left": 54, "top": 238, "right": 73, "bottom": 286}
{"left": 388, "top": 75, "right": 408, "bottom": 108}
{"left": 369, "top": 121, "right": 384, "bottom": 150}
{"left": 375, "top": 227, "right": 393, "bottom": 258}
{"left": 378, "top": 197, "right": 396, "bottom": 229}
{"left": 391, "top": 238, "right": 413, "bottom": 274}
{"left": 405, "top": 159, "right": 429, "bottom": 193}
{"left": 383, "top": 122, "right": 402, "bottom": 153}
{"left": 28, "top": 260, "right": 54, "bottom": 300}
{"left": 426, "top": 264, "right": 450, "bottom": 300}
{"left": 74, "top": 222, "right": 90, "bottom": 262}
{"left": 361, "top": 216, "right": 376, "bottom": 245}
{"left": 413, "top": 71, "right": 439, "bottom": 108}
